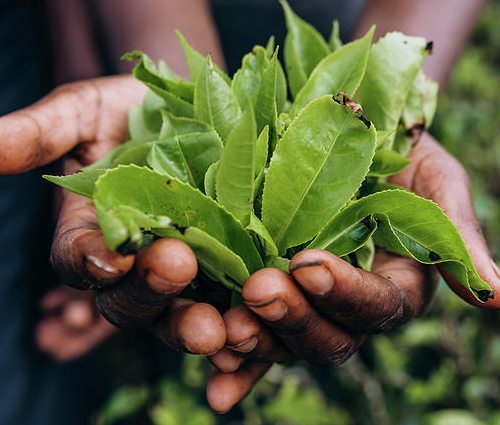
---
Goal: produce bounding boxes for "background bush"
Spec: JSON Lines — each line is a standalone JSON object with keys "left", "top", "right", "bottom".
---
{"left": 92, "top": 2, "right": 500, "bottom": 424}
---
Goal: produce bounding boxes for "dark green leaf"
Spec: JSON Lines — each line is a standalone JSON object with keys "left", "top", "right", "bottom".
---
{"left": 310, "top": 190, "right": 492, "bottom": 301}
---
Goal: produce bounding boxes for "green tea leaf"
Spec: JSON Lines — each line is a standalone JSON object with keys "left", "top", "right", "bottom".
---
{"left": 281, "top": 0, "right": 330, "bottom": 97}
{"left": 262, "top": 95, "right": 376, "bottom": 254}
{"left": 231, "top": 47, "right": 269, "bottom": 110}
{"left": 142, "top": 90, "right": 166, "bottom": 133}
{"left": 255, "top": 125, "right": 269, "bottom": 177}
{"left": 402, "top": 70, "right": 439, "bottom": 130}
{"left": 376, "top": 129, "right": 397, "bottom": 149}
{"left": 247, "top": 212, "right": 278, "bottom": 258}
{"left": 265, "top": 36, "right": 275, "bottom": 58}
{"left": 290, "top": 26, "right": 374, "bottom": 117}
{"left": 368, "top": 149, "right": 411, "bottom": 177}
{"left": 123, "top": 50, "right": 194, "bottom": 102}
{"left": 194, "top": 56, "right": 242, "bottom": 142}
{"left": 128, "top": 104, "right": 148, "bottom": 140}
{"left": 159, "top": 111, "right": 213, "bottom": 138}
{"left": 156, "top": 226, "right": 250, "bottom": 287}
{"left": 94, "top": 165, "right": 263, "bottom": 273}
{"left": 329, "top": 20, "right": 343, "bottom": 52}
{"left": 253, "top": 50, "right": 279, "bottom": 151}
{"left": 147, "top": 131, "right": 223, "bottom": 189}
{"left": 43, "top": 169, "right": 107, "bottom": 198}
{"left": 358, "top": 32, "right": 429, "bottom": 132}
{"left": 216, "top": 102, "right": 256, "bottom": 226}
{"left": 265, "top": 256, "right": 290, "bottom": 273}
{"left": 204, "top": 161, "right": 219, "bottom": 199}
{"left": 310, "top": 190, "right": 492, "bottom": 301}
{"left": 112, "top": 144, "right": 151, "bottom": 167}
{"left": 355, "top": 236, "right": 375, "bottom": 271}
{"left": 176, "top": 30, "right": 231, "bottom": 85}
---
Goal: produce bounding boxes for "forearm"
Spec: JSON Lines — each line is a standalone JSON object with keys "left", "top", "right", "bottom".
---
{"left": 92, "top": 0, "right": 225, "bottom": 78}
{"left": 46, "top": 0, "right": 103, "bottom": 84}
{"left": 353, "top": 0, "right": 487, "bottom": 87}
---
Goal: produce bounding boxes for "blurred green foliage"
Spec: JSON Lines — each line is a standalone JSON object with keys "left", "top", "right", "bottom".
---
{"left": 94, "top": 2, "right": 500, "bottom": 424}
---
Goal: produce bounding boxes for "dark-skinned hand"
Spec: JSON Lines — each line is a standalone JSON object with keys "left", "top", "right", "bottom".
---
{"left": 206, "top": 132, "right": 500, "bottom": 413}
{"left": 1, "top": 78, "right": 498, "bottom": 413}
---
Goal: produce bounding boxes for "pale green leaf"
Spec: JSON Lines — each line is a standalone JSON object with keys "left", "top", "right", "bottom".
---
{"left": 328, "top": 20, "right": 343, "bottom": 52}
{"left": 358, "top": 32, "right": 429, "bottom": 132}
{"left": 403, "top": 70, "right": 439, "bottom": 129}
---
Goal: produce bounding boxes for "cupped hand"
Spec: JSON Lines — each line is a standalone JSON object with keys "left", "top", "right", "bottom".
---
{"left": 206, "top": 131, "right": 500, "bottom": 413}
{"left": 0, "top": 76, "right": 227, "bottom": 358}
{"left": 390, "top": 132, "right": 500, "bottom": 307}
{"left": 207, "top": 248, "right": 436, "bottom": 413}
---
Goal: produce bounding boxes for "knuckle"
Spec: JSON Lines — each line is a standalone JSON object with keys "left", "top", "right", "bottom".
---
{"left": 310, "top": 339, "right": 357, "bottom": 367}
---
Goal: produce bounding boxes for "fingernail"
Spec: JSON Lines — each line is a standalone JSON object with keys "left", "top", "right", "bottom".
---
{"left": 146, "top": 270, "right": 190, "bottom": 294}
{"left": 85, "top": 255, "right": 120, "bottom": 278}
{"left": 491, "top": 259, "right": 500, "bottom": 280}
{"left": 245, "top": 297, "right": 288, "bottom": 321}
{"left": 290, "top": 260, "right": 334, "bottom": 295}
{"left": 226, "top": 335, "right": 258, "bottom": 353}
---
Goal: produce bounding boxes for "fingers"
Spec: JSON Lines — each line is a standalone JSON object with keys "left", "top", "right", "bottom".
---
{"left": 0, "top": 75, "right": 145, "bottom": 175}
{"left": 206, "top": 361, "right": 272, "bottom": 414}
{"left": 289, "top": 249, "right": 437, "bottom": 333}
{"left": 242, "top": 268, "right": 364, "bottom": 367}
{"left": 149, "top": 299, "right": 226, "bottom": 356}
{"left": 222, "top": 306, "right": 292, "bottom": 363}
{"left": 390, "top": 132, "right": 500, "bottom": 308}
{"left": 95, "top": 238, "right": 198, "bottom": 329}
{"left": 51, "top": 190, "right": 135, "bottom": 290}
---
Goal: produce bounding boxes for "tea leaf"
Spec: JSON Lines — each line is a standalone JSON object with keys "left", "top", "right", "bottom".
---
{"left": 310, "top": 190, "right": 492, "bottom": 301}
{"left": 262, "top": 96, "right": 376, "bottom": 254}
{"left": 281, "top": 0, "right": 330, "bottom": 97}
{"left": 329, "top": 20, "right": 343, "bottom": 52}
{"left": 176, "top": 30, "right": 231, "bottom": 85}
{"left": 216, "top": 102, "right": 257, "bottom": 226}
{"left": 43, "top": 169, "right": 107, "bottom": 198}
{"left": 253, "top": 50, "right": 279, "bottom": 151}
{"left": 403, "top": 70, "right": 439, "bottom": 129}
{"left": 368, "top": 149, "right": 411, "bottom": 177}
{"left": 358, "top": 32, "right": 428, "bottom": 132}
{"left": 194, "top": 56, "right": 242, "bottom": 142}
{"left": 94, "top": 165, "right": 263, "bottom": 273}
{"left": 291, "top": 26, "right": 374, "bottom": 116}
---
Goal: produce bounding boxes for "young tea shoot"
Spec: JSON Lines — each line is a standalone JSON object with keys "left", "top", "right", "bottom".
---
{"left": 45, "top": 1, "right": 492, "bottom": 303}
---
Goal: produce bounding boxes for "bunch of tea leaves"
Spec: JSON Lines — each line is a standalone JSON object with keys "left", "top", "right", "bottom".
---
{"left": 45, "top": 1, "right": 492, "bottom": 302}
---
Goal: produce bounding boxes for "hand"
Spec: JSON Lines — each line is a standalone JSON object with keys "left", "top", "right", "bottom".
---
{"left": 206, "top": 132, "right": 500, "bottom": 413}
{"left": 206, "top": 248, "right": 436, "bottom": 412}
{"left": 36, "top": 286, "right": 117, "bottom": 361}
{"left": 390, "top": 132, "right": 500, "bottom": 308}
{"left": 0, "top": 76, "right": 227, "bottom": 358}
